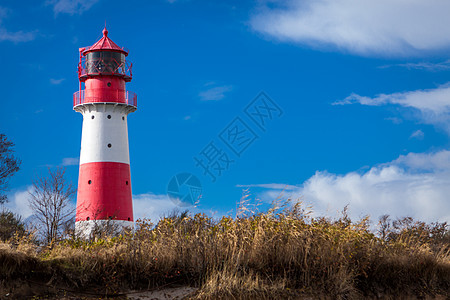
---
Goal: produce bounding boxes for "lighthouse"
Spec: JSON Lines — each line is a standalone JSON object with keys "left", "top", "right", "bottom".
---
{"left": 73, "top": 28, "right": 136, "bottom": 237}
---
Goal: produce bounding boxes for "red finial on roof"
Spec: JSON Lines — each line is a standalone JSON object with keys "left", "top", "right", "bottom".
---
{"left": 82, "top": 27, "right": 128, "bottom": 56}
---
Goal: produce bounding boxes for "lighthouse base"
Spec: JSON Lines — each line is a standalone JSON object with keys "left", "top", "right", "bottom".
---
{"left": 75, "top": 220, "right": 134, "bottom": 239}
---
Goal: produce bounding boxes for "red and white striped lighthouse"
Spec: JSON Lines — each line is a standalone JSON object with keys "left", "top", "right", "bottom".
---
{"left": 73, "top": 28, "right": 137, "bottom": 237}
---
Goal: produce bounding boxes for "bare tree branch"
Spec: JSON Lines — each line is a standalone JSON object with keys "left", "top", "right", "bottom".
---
{"left": 0, "top": 134, "right": 21, "bottom": 204}
{"left": 28, "top": 167, "right": 76, "bottom": 245}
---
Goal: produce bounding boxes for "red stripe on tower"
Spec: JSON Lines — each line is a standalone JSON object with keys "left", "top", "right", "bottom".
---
{"left": 73, "top": 28, "right": 137, "bottom": 237}
{"left": 76, "top": 162, "right": 132, "bottom": 221}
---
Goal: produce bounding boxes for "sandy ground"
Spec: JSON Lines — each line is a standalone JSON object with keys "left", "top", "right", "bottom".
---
{"left": 126, "top": 287, "right": 198, "bottom": 300}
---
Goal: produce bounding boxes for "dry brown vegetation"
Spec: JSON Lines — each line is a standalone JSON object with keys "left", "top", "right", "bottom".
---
{"left": 0, "top": 202, "right": 449, "bottom": 299}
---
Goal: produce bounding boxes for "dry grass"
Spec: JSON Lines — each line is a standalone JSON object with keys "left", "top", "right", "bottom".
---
{"left": 0, "top": 202, "right": 449, "bottom": 299}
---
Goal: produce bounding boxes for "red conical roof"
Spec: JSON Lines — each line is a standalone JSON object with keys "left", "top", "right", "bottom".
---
{"left": 83, "top": 28, "right": 128, "bottom": 56}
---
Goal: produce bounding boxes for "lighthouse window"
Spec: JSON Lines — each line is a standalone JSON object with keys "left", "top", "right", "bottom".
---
{"left": 128, "top": 217, "right": 131, "bottom": 221}
{"left": 86, "top": 51, "right": 125, "bottom": 75}
{"left": 91, "top": 115, "right": 95, "bottom": 119}
{"left": 122, "top": 116, "right": 125, "bottom": 121}
{"left": 107, "top": 143, "right": 112, "bottom": 148}
{"left": 126, "top": 181, "right": 129, "bottom": 185}
{"left": 86, "top": 217, "right": 90, "bottom": 221}
{"left": 107, "top": 115, "right": 111, "bottom": 119}
{"left": 88, "top": 180, "right": 92, "bottom": 184}
{"left": 107, "top": 82, "right": 111, "bottom": 87}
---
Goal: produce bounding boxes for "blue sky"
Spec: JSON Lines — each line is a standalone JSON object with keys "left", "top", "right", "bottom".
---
{"left": 2, "top": 0, "right": 450, "bottom": 224}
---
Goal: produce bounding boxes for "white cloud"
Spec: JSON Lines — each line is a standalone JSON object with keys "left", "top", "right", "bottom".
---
{"left": 250, "top": 0, "right": 450, "bottom": 56}
{"left": 132, "top": 191, "right": 212, "bottom": 223}
{"left": 50, "top": 78, "right": 65, "bottom": 85}
{"left": 335, "top": 83, "right": 450, "bottom": 134}
{"left": 410, "top": 129, "right": 424, "bottom": 140}
{"left": 381, "top": 60, "right": 450, "bottom": 71}
{"left": 301, "top": 167, "right": 450, "bottom": 223}
{"left": 384, "top": 117, "right": 402, "bottom": 125}
{"left": 0, "top": 7, "right": 36, "bottom": 43}
{"left": 46, "top": 0, "right": 99, "bottom": 15}
{"left": 236, "top": 183, "right": 298, "bottom": 190}
{"left": 251, "top": 150, "right": 450, "bottom": 223}
{"left": 5, "top": 187, "right": 34, "bottom": 219}
{"left": 0, "top": 29, "right": 36, "bottom": 43}
{"left": 132, "top": 193, "right": 180, "bottom": 222}
{"left": 61, "top": 157, "right": 79, "bottom": 166}
{"left": 199, "top": 85, "right": 233, "bottom": 101}
{"left": 392, "top": 150, "right": 450, "bottom": 172}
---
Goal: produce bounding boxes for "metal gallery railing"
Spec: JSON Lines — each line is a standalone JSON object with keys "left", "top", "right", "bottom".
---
{"left": 73, "top": 90, "right": 137, "bottom": 107}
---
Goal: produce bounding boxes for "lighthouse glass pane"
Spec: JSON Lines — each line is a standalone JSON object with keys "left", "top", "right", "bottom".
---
{"left": 85, "top": 51, "right": 125, "bottom": 75}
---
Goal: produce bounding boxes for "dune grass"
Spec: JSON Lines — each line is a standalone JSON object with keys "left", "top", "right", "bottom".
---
{"left": 1, "top": 201, "right": 449, "bottom": 299}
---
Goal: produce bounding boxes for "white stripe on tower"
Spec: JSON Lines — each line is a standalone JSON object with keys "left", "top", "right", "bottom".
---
{"left": 79, "top": 105, "right": 131, "bottom": 165}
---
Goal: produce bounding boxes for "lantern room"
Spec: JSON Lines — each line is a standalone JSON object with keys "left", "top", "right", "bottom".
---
{"left": 78, "top": 28, "right": 132, "bottom": 82}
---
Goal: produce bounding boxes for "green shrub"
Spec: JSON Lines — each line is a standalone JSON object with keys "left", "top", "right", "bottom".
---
{"left": 0, "top": 209, "right": 26, "bottom": 241}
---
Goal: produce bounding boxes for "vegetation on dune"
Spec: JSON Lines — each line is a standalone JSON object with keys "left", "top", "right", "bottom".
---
{"left": 1, "top": 201, "right": 449, "bottom": 299}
